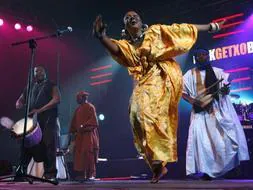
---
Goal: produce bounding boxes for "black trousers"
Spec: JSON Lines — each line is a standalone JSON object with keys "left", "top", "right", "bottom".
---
{"left": 22, "top": 114, "right": 58, "bottom": 178}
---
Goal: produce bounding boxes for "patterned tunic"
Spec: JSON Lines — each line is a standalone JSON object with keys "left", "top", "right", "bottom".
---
{"left": 111, "top": 24, "right": 198, "bottom": 167}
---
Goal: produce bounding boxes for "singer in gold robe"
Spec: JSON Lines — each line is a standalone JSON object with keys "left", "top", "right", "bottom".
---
{"left": 93, "top": 11, "right": 226, "bottom": 183}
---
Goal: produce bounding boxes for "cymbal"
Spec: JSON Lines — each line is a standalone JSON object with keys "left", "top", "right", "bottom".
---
{"left": 230, "top": 93, "right": 240, "bottom": 99}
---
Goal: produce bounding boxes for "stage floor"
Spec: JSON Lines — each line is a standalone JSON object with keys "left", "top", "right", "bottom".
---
{"left": 0, "top": 179, "right": 253, "bottom": 190}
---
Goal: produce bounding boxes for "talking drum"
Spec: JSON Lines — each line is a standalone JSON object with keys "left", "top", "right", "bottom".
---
{"left": 12, "top": 117, "right": 42, "bottom": 148}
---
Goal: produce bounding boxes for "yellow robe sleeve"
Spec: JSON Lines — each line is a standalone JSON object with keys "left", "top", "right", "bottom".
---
{"left": 110, "top": 39, "right": 137, "bottom": 67}
{"left": 150, "top": 23, "right": 198, "bottom": 59}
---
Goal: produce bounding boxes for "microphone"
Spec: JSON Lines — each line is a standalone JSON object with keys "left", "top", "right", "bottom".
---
{"left": 57, "top": 26, "right": 73, "bottom": 36}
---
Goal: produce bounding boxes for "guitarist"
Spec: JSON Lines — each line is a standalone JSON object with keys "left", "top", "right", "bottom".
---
{"left": 182, "top": 48, "right": 249, "bottom": 180}
{"left": 183, "top": 48, "right": 229, "bottom": 112}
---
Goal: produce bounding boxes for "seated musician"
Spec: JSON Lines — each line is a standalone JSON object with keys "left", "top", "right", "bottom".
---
{"left": 182, "top": 48, "right": 249, "bottom": 180}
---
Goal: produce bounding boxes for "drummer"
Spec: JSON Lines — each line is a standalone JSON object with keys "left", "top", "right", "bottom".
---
{"left": 16, "top": 65, "right": 61, "bottom": 181}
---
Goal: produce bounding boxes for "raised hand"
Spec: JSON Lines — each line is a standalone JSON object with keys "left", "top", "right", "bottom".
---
{"left": 93, "top": 15, "right": 107, "bottom": 39}
{"left": 16, "top": 100, "right": 24, "bottom": 109}
{"left": 220, "top": 83, "right": 230, "bottom": 95}
{"left": 93, "top": 15, "right": 120, "bottom": 55}
{"left": 217, "top": 19, "right": 226, "bottom": 30}
{"left": 209, "top": 19, "right": 226, "bottom": 33}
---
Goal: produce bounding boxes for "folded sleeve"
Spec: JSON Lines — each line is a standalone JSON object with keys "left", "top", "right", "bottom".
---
{"left": 151, "top": 24, "right": 198, "bottom": 59}
{"left": 183, "top": 70, "right": 194, "bottom": 96}
{"left": 110, "top": 39, "right": 137, "bottom": 67}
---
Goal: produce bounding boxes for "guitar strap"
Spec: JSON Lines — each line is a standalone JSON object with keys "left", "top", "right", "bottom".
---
{"left": 194, "top": 68, "right": 205, "bottom": 95}
{"left": 192, "top": 68, "right": 213, "bottom": 113}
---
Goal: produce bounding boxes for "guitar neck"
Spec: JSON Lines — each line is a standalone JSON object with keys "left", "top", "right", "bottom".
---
{"left": 211, "top": 82, "right": 230, "bottom": 97}
{"left": 197, "top": 78, "right": 224, "bottom": 98}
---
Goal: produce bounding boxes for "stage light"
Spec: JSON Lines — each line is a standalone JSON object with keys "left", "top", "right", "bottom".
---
{"left": 14, "top": 23, "right": 21, "bottom": 30}
{"left": 97, "top": 158, "right": 108, "bottom": 162}
{"left": 231, "top": 87, "right": 252, "bottom": 93}
{"left": 137, "top": 155, "right": 144, "bottom": 160}
{"left": 26, "top": 25, "right": 33, "bottom": 32}
{"left": 98, "top": 114, "right": 105, "bottom": 121}
{"left": 90, "top": 79, "right": 112, "bottom": 86}
{"left": 91, "top": 64, "right": 113, "bottom": 72}
{"left": 0, "top": 19, "right": 4, "bottom": 26}
{"left": 90, "top": 72, "right": 113, "bottom": 79}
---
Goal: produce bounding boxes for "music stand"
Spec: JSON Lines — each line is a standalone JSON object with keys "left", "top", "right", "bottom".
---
{"left": 0, "top": 30, "right": 68, "bottom": 185}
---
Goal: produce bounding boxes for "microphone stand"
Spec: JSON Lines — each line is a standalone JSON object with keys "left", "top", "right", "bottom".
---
{"left": 0, "top": 30, "right": 69, "bottom": 185}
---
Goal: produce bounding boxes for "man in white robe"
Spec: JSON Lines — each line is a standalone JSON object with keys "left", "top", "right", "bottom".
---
{"left": 182, "top": 48, "right": 249, "bottom": 179}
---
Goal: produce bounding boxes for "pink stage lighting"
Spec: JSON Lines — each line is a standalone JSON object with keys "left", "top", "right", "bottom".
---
{"left": 26, "top": 25, "right": 33, "bottom": 32}
{"left": 14, "top": 23, "right": 21, "bottom": 30}
{"left": 0, "top": 19, "right": 4, "bottom": 26}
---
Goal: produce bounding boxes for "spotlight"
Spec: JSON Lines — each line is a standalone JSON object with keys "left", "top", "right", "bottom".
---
{"left": 0, "top": 19, "right": 4, "bottom": 26}
{"left": 98, "top": 114, "right": 105, "bottom": 121}
{"left": 14, "top": 23, "right": 21, "bottom": 30}
{"left": 26, "top": 25, "right": 33, "bottom": 32}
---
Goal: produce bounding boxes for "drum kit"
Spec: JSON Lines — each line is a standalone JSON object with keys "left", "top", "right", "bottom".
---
{"left": 231, "top": 94, "right": 253, "bottom": 126}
